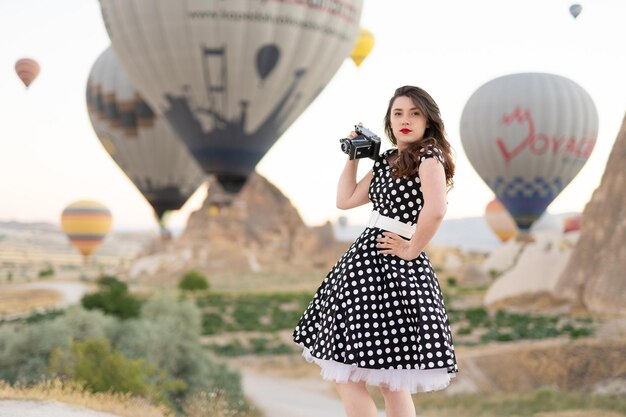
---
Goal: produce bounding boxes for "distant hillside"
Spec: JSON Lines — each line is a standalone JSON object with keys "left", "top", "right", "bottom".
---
{"left": 333, "top": 216, "right": 499, "bottom": 253}
{"left": 333, "top": 212, "right": 578, "bottom": 254}
{"left": 0, "top": 220, "right": 155, "bottom": 281}
{"left": 431, "top": 217, "right": 501, "bottom": 252}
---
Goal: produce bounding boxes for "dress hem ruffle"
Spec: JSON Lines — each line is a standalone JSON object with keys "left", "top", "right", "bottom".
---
{"left": 300, "top": 346, "right": 455, "bottom": 394}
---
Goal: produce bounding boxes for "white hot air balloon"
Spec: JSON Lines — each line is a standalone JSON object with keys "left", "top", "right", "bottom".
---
{"left": 460, "top": 73, "right": 598, "bottom": 231}
{"left": 86, "top": 47, "right": 205, "bottom": 232}
{"left": 99, "top": 1, "right": 364, "bottom": 193}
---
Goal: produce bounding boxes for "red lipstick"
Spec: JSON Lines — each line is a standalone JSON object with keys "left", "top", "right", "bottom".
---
{"left": 400, "top": 128, "right": 412, "bottom": 134}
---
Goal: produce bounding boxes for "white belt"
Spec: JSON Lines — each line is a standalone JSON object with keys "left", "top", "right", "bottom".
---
{"left": 368, "top": 211, "right": 415, "bottom": 239}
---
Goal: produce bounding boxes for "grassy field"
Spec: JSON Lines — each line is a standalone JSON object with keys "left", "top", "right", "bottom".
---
{"left": 405, "top": 388, "right": 626, "bottom": 417}
{"left": 202, "top": 270, "right": 327, "bottom": 293}
{"left": 0, "top": 288, "right": 62, "bottom": 316}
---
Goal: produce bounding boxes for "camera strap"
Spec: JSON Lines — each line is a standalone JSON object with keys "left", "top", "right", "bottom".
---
{"left": 368, "top": 210, "right": 415, "bottom": 239}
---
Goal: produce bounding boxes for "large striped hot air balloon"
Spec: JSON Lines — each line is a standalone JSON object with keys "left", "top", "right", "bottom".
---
{"left": 350, "top": 28, "right": 374, "bottom": 67}
{"left": 485, "top": 198, "right": 517, "bottom": 242}
{"left": 86, "top": 46, "right": 205, "bottom": 233}
{"left": 99, "top": 0, "right": 364, "bottom": 193}
{"left": 15, "top": 58, "right": 40, "bottom": 88}
{"left": 60, "top": 200, "right": 112, "bottom": 260}
{"left": 460, "top": 73, "right": 598, "bottom": 232}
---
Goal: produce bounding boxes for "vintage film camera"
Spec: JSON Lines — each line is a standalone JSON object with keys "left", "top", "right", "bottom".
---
{"left": 339, "top": 124, "right": 382, "bottom": 160}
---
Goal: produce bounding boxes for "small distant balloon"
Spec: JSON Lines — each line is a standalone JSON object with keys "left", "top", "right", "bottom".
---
{"left": 15, "top": 58, "right": 40, "bottom": 87}
{"left": 569, "top": 4, "right": 582, "bottom": 19}
{"left": 563, "top": 214, "right": 582, "bottom": 233}
{"left": 256, "top": 44, "right": 280, "bottom": 81}
{"left": 60, "top": 200, "right": 112, "bottom": 260}
{"left": 350, "top": 28, "right": 374, "bottom": 67}
{"left": 484, "top": 198, "right": 517, "bottom": 242}
{"left": 338, "top": 216, "right": 348, "bottom": 228}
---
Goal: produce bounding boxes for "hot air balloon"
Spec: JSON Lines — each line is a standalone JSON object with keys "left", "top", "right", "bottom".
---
{"left": 460, "top": 73, "right": 598, "bottom": 232}
{"left": 61, "top": 200, "right": 112, "bottom": 260}
{"left": 350, "top": 28, "right": 374, "bottom": 67}
{"left": 86, "top": 47, "right": 205, "bottom": 235}
{"left": 569, "top": 4, "right": 582, "bottom": 19}
{"left": 563, "top": 213, "right": 582, "bottom": 233}
{"left": 99, "top": 0, "right": 364, "bottom": 193}
{"left": 485, "top": 198, "right": 517, "bottom": 242}
{"left": 15, "top": 58, "right": 40, "bottom": 88}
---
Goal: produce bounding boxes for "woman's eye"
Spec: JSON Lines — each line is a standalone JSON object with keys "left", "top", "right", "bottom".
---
{"left": 412, "top": 112, "right": 421, "bottom": 116}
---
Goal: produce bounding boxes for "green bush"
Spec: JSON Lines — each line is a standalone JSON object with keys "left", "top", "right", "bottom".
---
{"left": 178, "top": 270, "right": 210, "bottom": 293}
{"left": 0, "top": 307, "right": 116, "bottom": 384}
{"left": 0, "top": 300, "right": 251, "bottom": 415}
{"left": 489, "top": 268, "right": 502, "bottom": 279}
{"left": 202, "top": 312, "right": 225, "bottom": 335}
{"left": 465, "top": 307, "right": 489, "bottom": 327}
{"left": 116, "top": 297, "right": 247, "bottom": 411}
{"left": 25, "top": 309, "right": 64, "bottom": 324}
{"left": 81, "top": 275, "right": 142, "bottom": 319}
{"left": 457, "top": 326, "right": 473, "bottom": 335}
{"left": 38, "top": 266, "right": 54, "bottom": 278}
{"left": 49, "top": 338, "right": 185, "bottom": 402}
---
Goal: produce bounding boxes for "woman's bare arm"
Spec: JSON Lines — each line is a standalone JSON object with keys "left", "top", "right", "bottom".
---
{"left": 336, "top": 159, "right": 373, "bottom": 210}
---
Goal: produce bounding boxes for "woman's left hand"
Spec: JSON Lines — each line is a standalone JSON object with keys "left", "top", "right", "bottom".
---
{"left": 376, "top": 232, "right": 422, "bottom": 260}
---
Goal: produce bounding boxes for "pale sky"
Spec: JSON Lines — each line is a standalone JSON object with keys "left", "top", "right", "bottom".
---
{"left": 1, "top": 0, "right": 624, "bottom": 232}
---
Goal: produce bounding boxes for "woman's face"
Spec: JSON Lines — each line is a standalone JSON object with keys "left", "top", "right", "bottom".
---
{"left": 390, "top": 95, "right": 429, "bottom": 150}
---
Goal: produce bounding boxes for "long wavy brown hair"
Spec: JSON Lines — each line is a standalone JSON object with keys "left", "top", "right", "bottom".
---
{"left": 383, "top": 85, "right": 455, "bottom": 189}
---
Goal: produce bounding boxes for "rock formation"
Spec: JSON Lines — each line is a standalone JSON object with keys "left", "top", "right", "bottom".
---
{"left": 127, "top": 173, "right": 347, "bottom": 284}
{"left": 483, "top": 230, "right": 578, "bottom": 309}
{"left": 552, "top": 112, "right": 626, "bottom": 316}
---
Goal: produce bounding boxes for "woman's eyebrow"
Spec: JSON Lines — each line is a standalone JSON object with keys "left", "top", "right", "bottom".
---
{"left": 392, "top": 107, "right": 419, "bottom": 111}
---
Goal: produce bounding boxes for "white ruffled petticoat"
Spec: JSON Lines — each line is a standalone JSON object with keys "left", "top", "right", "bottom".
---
{"left": 302, "top": 347, "right": 455, "bottom": 393}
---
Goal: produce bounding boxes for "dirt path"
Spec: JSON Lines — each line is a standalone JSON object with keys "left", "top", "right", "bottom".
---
{"left": 242, "top": 370, "right": 431, "bottom": 417}
{"left": 0, "top": 400, "right": 121, "bottom": 417}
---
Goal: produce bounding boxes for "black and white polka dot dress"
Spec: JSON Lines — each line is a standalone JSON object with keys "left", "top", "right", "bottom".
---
{"left": 293, "top": 147, "right": 458, "bottom": 393}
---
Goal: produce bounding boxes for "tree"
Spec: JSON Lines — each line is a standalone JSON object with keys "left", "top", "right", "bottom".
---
{"left": 81, "top": 275, "right": 141, "bottom": 319}
{"left": 178, "top": 271, "right": 210, "bottom": 293}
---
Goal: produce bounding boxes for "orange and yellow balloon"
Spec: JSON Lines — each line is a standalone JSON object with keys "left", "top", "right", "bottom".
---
{"left": 350, "top": 28, "right": 374, "bottom": 67}
{"left": 15, "top": 58, "right": 40, "bottom": 88}
{"left": 485, "top": 198, "right": 518, "bottom": 242}
{"left": 60, "top": 200, "right": 112, "bottom": 259}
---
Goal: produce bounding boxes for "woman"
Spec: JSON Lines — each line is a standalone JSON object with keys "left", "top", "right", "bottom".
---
{"left": 293, "top": 85, "right": 458, "bottom": 417}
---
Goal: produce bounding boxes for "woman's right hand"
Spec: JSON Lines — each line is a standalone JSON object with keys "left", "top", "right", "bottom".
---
{"left": 346, "top": 122, "right": 363, "bottom": 140}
